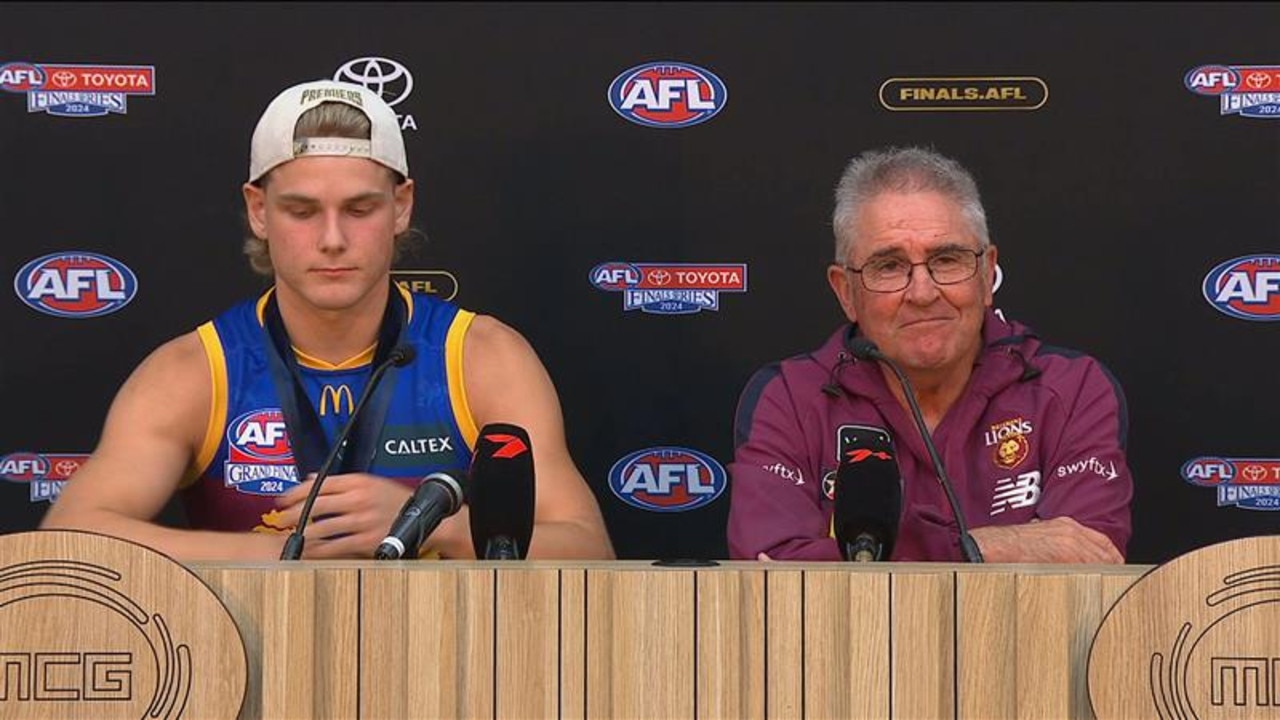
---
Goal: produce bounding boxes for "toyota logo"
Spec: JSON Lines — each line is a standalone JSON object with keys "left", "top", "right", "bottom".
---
{"left": 334, "top": 57, "right": 414, "bottom": 107}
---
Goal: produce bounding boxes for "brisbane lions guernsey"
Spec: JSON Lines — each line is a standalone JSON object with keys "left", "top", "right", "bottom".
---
{"left": 181, "top": 286, "right": 477, "bottom": 534}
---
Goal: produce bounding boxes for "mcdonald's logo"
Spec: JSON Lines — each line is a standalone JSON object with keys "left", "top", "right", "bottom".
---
{"left": 319, "top": 384, "right": 354, "bottom": 417}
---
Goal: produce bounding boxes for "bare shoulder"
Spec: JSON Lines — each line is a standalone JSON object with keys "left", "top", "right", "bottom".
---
{"left": 109, "top": 330, "right": 212, "bottom": 445}
{"left": 460, "top": 314, "right": 559, "bottom": 427}
{"left": 462, "top": 314, "right": 537, "bottom": 360}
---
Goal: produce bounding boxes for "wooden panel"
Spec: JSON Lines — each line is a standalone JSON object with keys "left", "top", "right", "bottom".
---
{"left": 361, "top": 567, "right": 494, "bottom": 720}
{"left": 1015, "top": 573, "right": 1101, "bottom": 720}
{"left": 560, "top": 569, "right": 586, "bottom": 720}
{"left": 956, "top": 572, "right": 1016, "bottom": 720}
{"left": 765, "top": 570, "right": 804, "bottom": 720}
{"left": 805, "top": 569, "right": 890, "bottom": 720}
{"left": 892, "top": 572, "right": 954, "bottom": 719}
{"left": 697, "top": 569, "right": 765, "bottom": 720}
{"left": 200, "top": 567, "right": 358, "bottom": 720}
{"left": 586, "top": 569, "right": 694, "bottom": 719}
{"left": 495, "top": 568, "right": 560, "bottom": 719}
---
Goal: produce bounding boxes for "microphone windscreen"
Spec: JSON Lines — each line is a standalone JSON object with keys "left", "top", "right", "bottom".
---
{"left": 391, "top": 345, "right": 417, "bottom": 367}
{"left": 832, "top": 426, "right": 902, "bottom": 561}
{"left": 468, "top": 423, "right": 536, "bottom": 559}
{"left": 848, "top": 336, "right": 881, "bottom": 361}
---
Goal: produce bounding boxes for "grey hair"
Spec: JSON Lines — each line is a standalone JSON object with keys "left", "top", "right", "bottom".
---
{"left": 831, "top": 147, "right": 990, "bottom": 263}
{"left": 243, "top": 102, "right": 414, "bottom": 277}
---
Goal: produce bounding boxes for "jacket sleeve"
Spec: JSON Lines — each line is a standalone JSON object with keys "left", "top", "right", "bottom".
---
{"left": 726, "top": 366, "right": 840, "bottom": 560}
{"left": 1037, "top": 358, "right": 1134, "bottom": 558}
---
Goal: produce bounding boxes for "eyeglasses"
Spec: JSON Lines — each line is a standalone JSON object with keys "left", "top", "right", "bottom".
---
{"left": 840, "top": 247, "right": 986, "bottom": 293}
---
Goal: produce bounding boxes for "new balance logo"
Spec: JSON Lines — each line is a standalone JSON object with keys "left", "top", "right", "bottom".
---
{"left": 990, "top": 471, "right": 1042, "bottom": 515}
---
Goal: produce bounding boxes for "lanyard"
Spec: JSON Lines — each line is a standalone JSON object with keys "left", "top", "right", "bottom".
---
{"left": 260, "top": 282, "right": 407, "bottom": 477}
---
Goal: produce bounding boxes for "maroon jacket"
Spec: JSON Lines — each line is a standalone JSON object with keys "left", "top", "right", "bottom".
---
{"left": 727, "top": 310, "right": 1133, "bottom": 562}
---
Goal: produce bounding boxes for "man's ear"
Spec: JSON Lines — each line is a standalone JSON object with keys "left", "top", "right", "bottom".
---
{"left": 982, "top": 244, "right": 999, "bottom": 307}
{"left": 393, "top": 179, "right": 415, "bottom": 235}
{"left": 826, "top": 264, "right": 858, "bottom": 323}
{"left": 243, "top": 182, "right": 267, "bottom": 239}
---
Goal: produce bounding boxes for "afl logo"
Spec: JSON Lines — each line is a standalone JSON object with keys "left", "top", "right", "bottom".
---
{"left": 14, "top": 251, "right": 138, "bottom": 318}
{"left": 1202, "top": 254, "right": 1280, "bottom": 321}
{"left": 1184, "top": 64, "right": 1240, "bottom": 96}
{"left": 608, "top": 446, "right": 727, "bottom": 512}
{"left": 607, "top": 61, "right": 727, "bottom": 128}
{"left": 228, "top": 409, "right": 293, "bottom": 462}
{"left": 0, "top": 62, "right": 46, "bottom": 92}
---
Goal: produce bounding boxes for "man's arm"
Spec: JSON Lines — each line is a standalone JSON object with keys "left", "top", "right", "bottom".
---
{"left": 970, "top": 359, "right": 1133, "bottom": 564}
{"left": 727, "top": 367, "right": 840, "bottom": 561}
{"left": 424, "top": 316, "right": 613, "bottom": 560}
{"left": 41, "top": 332, "right": 286, "bottom": 560}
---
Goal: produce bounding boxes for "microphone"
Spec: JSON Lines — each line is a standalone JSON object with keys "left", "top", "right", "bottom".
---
{"left": 832, "top": 431, "right": 902, "bottom": 561}
{"left": 374, "top": 470, "right": 466, "bottom": 560}
{"left": 279, "top": 344, "right": 417, "bottom": 560}
{"left": 848, "top": 336, "right": 984, "bottom": 563}
{"left": 468, "top": 423, "right": 536, "bottom": 560}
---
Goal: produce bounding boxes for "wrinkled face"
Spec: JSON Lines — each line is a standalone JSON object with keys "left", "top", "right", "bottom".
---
{"left": 243, "top": 156, "right": 413, "bottom": 313}
{"left": 827, "top": 191, "right": 996, "bottom": 376}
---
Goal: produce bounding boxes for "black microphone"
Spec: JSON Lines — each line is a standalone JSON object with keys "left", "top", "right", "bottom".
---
{"left": 468, "top": 423, "right": 535, "bottom": 560}
{"left": 279, "top": 344, "right": 417, "bottom": 560}
{"left": 848, "top": 336, "right": 984, "bottom": 563}
{"left": 833, "top": 431, "right": 902, "bottom": 562}
{"left": 374, "top": 470, "right": 466, "bottom": 560}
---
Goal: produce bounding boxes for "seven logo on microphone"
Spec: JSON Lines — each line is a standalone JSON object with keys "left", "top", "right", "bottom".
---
{"left": 14, "top": 251, "right": 138, "bottom": 318}
{"left": 0, "top": 61, "right": 155, "bottom": 117}
{"left": 609, "top": 446, "right": 726, "bottom": 512}
{"left": 608, "top": 61, "right": 727, "bottom": 128}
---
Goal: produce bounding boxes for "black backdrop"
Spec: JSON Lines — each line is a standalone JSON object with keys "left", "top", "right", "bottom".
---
{"left": 3, "top": 2, "right": 1278, "bottom": 563}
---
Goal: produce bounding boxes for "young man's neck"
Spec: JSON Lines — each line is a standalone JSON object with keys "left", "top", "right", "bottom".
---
{"left": 273, "top": 282, "right": 391, "bottom": 366}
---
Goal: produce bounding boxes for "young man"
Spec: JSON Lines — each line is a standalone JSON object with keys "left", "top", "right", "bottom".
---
{"left": 728, "top": 147, "right": 1132, "bottom": 563}
{"left": 43, "top": 80, "right": 614, "bottom": 561}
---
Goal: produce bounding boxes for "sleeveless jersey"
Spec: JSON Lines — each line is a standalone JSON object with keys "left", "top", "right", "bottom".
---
{"left": 181, "top": 286, "right": 477, "bottom": 533}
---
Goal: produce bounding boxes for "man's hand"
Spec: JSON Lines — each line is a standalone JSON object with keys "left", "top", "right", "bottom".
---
{"left": 274, "top": 473, "right": 416, "bottom": 559}
{"left": 969, "top": 516, "right": 1123, "bottom": 564}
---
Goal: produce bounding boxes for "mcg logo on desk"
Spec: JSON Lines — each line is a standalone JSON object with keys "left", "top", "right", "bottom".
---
{"left": 224, "top": 409, "right": 299, "bottom": 495}
{"left": 1201, "top": 254, "right": 1280, "bottom": 321}
{"left": 1182, "top": 456, "right": 1280, "bottom": 510}
{"left": 607, "top": 61, "right": 727, "bottom": 128}
{"left": 609, "top": 446, "right": 726, "bottom": 512}
{"left": 14, "top": 251, "right": 137, "bottom": 318}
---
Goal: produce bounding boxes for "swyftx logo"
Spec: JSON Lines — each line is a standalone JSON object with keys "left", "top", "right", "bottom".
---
{"left": 590, "top": 262, "right": 747, "bottom": 315}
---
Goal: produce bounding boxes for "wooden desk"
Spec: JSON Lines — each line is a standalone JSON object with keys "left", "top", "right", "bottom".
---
{"left": 189, "top": 561, "right": 1149, "bottom": 719}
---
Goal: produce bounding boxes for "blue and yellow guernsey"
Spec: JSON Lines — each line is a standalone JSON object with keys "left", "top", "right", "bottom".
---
{"left": 181, "top": 286, "right": 477, "bottom": 534}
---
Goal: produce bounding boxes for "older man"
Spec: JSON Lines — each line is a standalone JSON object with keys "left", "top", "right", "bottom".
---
{"left": 727, "top": 147, "right": 1132, "bottom": 563}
